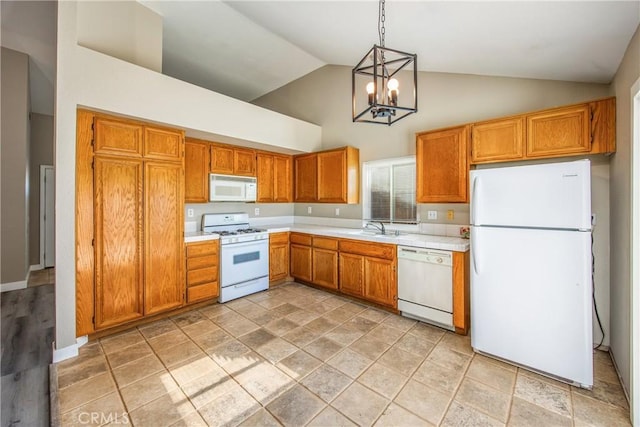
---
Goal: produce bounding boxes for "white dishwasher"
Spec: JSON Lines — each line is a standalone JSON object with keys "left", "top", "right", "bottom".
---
{"left": 397, "top": 246, "right": 454, "bottom": 330}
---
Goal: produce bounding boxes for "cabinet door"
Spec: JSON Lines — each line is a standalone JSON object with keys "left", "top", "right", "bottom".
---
{"left": 94, "top": 117, "right": 143, "bottom": 157}
{"left": 144, "top": 161, "right": 184, "bottom": 315}
{"left": 234, "top": 148, "right": 256, "bottom": 176}
{"left": 526, "top": 105, "right": 591, "bottom": 158}
{"left": 184, "top": 141, "right": 210, "bottom": 203}
{"left": 270, "top": 244, "right": 290, "bottom": 281}
{"left": 211, "top": 145, "right": 234, "bottom": 174}
{"left": 416, "top": 126, "right": 468, "bottom": 203}
{"left": 294, "top": 154, "right": 317, "bottom": 202}
{"left": 274, "top": 155, "right": 293, "bottom": 202}
{"left": 312, "top": 248, "right": 338, "bottom": 290}
{"left": 364, "top": 257, "right": 396, "bottom": 308}
{"left": 290, "top": 244, "right": 312, "bottom": 282}
{"left": 257, "top": 153, "right": 274, "bottom": 202}
{"left": 94, "top": 156, "right": 144, "bottom": 329}
{"left": 339, "top": 253, "right": 364, "bottom": 297}
{"left": 317, "top": 149, "right": 347, "bottom": 203}
{"left": 589, "top": 97, "right": 616, "bottom": 154}
{"left": 471, "top": 117, "right": 525, "bottom": 164}
{"left": 144, "top": 127, "right": 183, "bottom": 161}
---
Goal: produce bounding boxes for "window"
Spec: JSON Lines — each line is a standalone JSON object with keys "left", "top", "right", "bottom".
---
{"left": 363, "top": 156, "right": 416, "bottom": 224}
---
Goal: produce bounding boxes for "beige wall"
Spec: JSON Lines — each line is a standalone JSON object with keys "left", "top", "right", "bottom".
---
{"left": 185, "top": 203, "right": 294, "bottom": 227}
{"left": 77, "top": 1, "right": 163, "bottom": 72}
{"left": 610, "top": 24, "right": 640, "bottom": 396}
{"left": 29, "top": 113, "right": 54, "bottom": 266}
{"left": 1, "top": 47, "right": 30, "bottom": 284}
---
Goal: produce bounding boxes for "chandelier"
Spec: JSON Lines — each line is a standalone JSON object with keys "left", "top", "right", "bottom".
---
{"left": 352, "top": 0, "right": 418, "bottom": 125}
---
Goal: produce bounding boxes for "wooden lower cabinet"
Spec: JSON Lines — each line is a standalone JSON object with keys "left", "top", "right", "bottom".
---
{"left": 290, "top": 244, "right": 312, "bottom": 282}
{"left": 363, "top": 257, "right": 396, "bottom": 307}
{"left": 269, "top": 232, "right": 290, "bottom": 282}
{"left": 338, "top": 253, "right": 364, "bottom": 297}
{"left": 312, "top": 248, "right": 338, "bottom": 290}
{"left": 185, "top": 240, "right": 219, "bottom": 303}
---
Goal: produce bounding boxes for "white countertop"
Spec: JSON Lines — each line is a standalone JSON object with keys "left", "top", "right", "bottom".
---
{"left": 185, "top": 223, "right": 470, "bottom": 252}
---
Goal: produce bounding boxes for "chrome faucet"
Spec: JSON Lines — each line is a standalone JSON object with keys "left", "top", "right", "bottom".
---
{"left": 365, "top": 221, "right": 386, "bottom": 235}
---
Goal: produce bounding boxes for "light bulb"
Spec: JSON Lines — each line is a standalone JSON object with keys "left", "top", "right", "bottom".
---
{"left": 387, "top": 79, "right": 399, "bottom": 91}
{"left": 366, "top": 82, "right": 375, "bottom": 94}
{"left": 387, "top": 78, "right": 399, "bottom": 106}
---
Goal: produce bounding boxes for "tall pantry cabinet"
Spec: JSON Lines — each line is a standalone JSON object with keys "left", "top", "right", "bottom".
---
{"left": 77, "top": 110, "right": 185, "bottom": 334}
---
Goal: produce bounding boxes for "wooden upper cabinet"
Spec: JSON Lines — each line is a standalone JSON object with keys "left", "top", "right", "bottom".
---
{"left": 526, "top": 104, "right": 591, "bottom": 158}
{"left": 93, "top": 117, "right": 143, "bottom": 157}
{"left": 144, "top": 127, "right": 183, "bottom": 162}
{"left": 210, "top": 145, "right": 234, "bottom": 174}
{"left": 416, "top": 125, "right": 469, "bottom": 203}
{"left": 294, "top": 153, "right": 318, "bottom": 202}
{"left": 257, "top": 153, "right": 275, "bottom": 202}
{"left": 317, "top": 147, "right": 359, "bottom": 204}
{"left": 274, "top": 155, "right": 293, "bottom": 202}
{"left": 184, "top": 140, "right": 210, "bottom": 203}
{"left": 144, "top": 161, "right": 184, "bottom": 316}
{"left": 471, "top": 116, "right": 525, "bottom": 164}
{"left": 234, "top": 148, "right": 257, "bottom": 176}
{"left": 590, "top": 97, "right": 616, "bottom": 154}
{"left": 93, "top": 156, "right": 144, "bottom": 329}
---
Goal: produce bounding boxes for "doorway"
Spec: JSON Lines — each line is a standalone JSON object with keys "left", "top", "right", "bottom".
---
{"left": 631, "top": 78, "right": 640, "bottom": 426}
{"left": 40, "top": 165, "right": 54, "bottom": 268}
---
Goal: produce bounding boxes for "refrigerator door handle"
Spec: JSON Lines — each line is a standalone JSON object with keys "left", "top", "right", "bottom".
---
{"left": 471, "top": 230, "right": 479, "bottom": 275}
{"left": 471, "top": 176, "right": 479, "bottom": 225}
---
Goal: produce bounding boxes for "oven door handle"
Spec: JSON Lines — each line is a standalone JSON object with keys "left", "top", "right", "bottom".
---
{"left": 222, "top": 239, "right": 268, "bottom": 250}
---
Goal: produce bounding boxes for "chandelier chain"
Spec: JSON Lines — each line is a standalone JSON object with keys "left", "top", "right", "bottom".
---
{"left": 379, "top": 0, "right": 386, "bottom": 48}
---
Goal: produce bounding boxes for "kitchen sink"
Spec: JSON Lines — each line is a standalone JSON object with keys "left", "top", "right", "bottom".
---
{"left": 344, "top": 230, "right": 401, "bottom": 238}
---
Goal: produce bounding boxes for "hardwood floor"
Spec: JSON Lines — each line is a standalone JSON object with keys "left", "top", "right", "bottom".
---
{"left": 1, "top": 280, "right": 54, "bottom": 427}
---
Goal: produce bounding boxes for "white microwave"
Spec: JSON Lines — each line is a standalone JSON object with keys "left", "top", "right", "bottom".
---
{"left": 209, "top": 174, "right": 257, "bottom": 202}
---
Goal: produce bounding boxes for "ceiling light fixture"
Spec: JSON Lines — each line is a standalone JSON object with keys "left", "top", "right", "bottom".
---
{"left": 352, "top": 0, "right": 417, "bottom": 125}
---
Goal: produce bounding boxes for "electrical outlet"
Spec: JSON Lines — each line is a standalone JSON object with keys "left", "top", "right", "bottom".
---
{"left": 187, "top": 208, "right": 194, "bottom": 218}
{"left": 307, "top": 206, "right": 312, "bottom": 214}
{"left": 447, "top": 210, "right": 454, "bottom": 220}
{"left": 427, "top": 210, "right": 437, "bottom": 220}
{"left": 335, "top": 208, "right": 340, "bottom": 216}
{"left": 254, "top": 207, "right": 260, "bottom": 216}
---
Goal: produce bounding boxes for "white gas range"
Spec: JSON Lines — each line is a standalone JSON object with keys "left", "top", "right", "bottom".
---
{"left": 202, "top": 213, "right": 269, "bottom": 303}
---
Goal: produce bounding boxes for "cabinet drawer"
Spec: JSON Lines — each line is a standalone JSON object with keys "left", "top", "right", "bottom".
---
{"left": 313, "top": 236, "right": 338, "bottom": 250}
{"left": 269, "top": 232, "right": 289, "bottom": 245}
{"left": 187, "top": 282, "right": 218, "bottom": 303}
{"left": 186, "top": 242, "right": 218, "bottom": 257}
{"left": 339, "top": 239, "right": 395, "bottom": 260}
{"left": 187, "top": 255, "right": 218, "bottom": 271}
{"left": 187, "top": 267, "right": 218, "bottom": 286}
{"left": 290, "top": 233, "right": 312, "bottom": 246}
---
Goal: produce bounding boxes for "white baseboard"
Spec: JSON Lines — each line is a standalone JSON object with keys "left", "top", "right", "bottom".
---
{"left": 1, "top": 280, "right": 27, "bottom": 293}
{"left": 30, "top": 264, "right": 44, "bottom": 271}
{"left": 52, "top": 336, "right": 89, "bottom": 363}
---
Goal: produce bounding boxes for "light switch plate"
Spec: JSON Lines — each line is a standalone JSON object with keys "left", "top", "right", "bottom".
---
{"left": 427, "top": 210, "right": 437, "bottom": 220}
{"left": 447, "top": 210, "right": 454, "bottom": 220}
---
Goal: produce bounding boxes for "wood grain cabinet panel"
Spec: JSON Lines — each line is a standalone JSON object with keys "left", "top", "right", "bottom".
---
{"left": 93, "top": 156, "right": 144, "bottom": 329}
{"left": 184, "top": 140, "right": 210, "bottom": 203}
{"left": 269, "top": 232, "right": 290, "bottom": 282}
{"left": 589, "top": 97, "right": 616, "bottom": 154}
{"left": 274, "top": 155, "right": 293, "bottom": 202}
{"left": 257, "top": 153, "right": 275, "bottom": 202}
{"left": 416, "top": 126, "right": 469, "bottom": 203}
{"left": 294, "top": 153, "right": 317, "bottom": 202}
{"left": 234, "top": 148, "right": 256, "bottom": 176}
{"left": 364, "top": 257, "right": 396, "bottom": 308}
{"left": 144, "top": 161, "right": 184, "bottom": 315}
{"left": 452, "top": 251, "right": 470, "bottom": 335}
{"left": 93, "top": 117, "right": 143, "bottom": 157}
{"left": 339, "top": 253, "right": 364, "bottom": 297}
{"left": 317, "top": 147, "right": 359, "bottom": 204}
{"left": 526, "top": 104, "right": 591, "bottom": 158}
{"left": 471, "top": 117, "right": 525, "bottom": 164}
{"left": 290, "top": 244, "right": 312, "bottom": 282}
{"left": 312, "top": 248, "right": 338, "bottom": 290}
{"left": 185, "top": 240, "right": 219, "bottom": 304}
{"left": 210, "top": 145, "right": 234, "bottom": 174}
{"left": 144, "top": 127, "right": 183, "bottom": 161}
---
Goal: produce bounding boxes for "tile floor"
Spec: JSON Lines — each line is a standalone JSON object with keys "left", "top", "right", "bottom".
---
{"left": 54, "top": 282, "right": 631, "bottom": 426}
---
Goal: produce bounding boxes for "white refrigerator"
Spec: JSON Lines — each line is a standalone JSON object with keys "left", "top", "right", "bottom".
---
{"left": 469, "top": 159, "right": 593, "bottom": 388}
